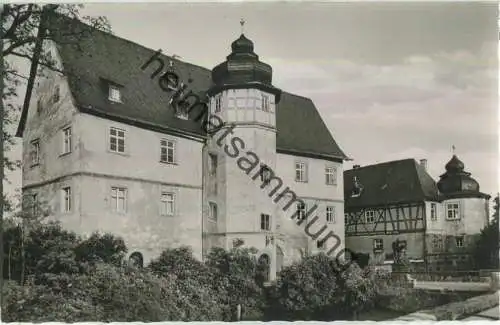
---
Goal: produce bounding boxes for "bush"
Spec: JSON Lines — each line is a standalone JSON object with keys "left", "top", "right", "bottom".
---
{"left": 74, "top": 232, "right": 127, "bottom": 266}
{"left": 263, "top": 253, "right": 377, "bottom": 321}
{"left": 205, "top": 247, "right": 264, "bottom": 319}
{"left": 3, "top": 263, "right": 224, "bottom": 322}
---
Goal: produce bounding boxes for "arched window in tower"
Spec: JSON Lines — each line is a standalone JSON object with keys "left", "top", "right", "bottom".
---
{"left": 257, "top": 253, "right": 271, "bottom": 282}
{"left": 128, "top": 252, "right": 144, "bottom": 268}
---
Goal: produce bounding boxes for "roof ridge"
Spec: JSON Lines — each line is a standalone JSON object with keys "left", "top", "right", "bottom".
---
{"left": 54, "top": 13, "right": 213, "bottom": 74}
{"left": 346, "top": 158, "right": 415, "bottom": 171}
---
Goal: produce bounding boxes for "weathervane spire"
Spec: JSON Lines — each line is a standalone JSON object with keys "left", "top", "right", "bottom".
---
{"left": 240, "top": 18, "right": 245, "bottom": 34}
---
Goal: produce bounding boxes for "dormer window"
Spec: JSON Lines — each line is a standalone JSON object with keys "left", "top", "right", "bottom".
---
{"left": 108, "top": 85, "right": 122, "bottom": 103}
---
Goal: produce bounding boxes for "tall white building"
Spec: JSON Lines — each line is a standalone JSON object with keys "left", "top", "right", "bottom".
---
{"left": 17, "top": 16, "right": 348, "bottom": 279}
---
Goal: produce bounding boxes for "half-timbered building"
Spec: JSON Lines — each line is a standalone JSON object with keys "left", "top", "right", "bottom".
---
{"left": 344, "top": 156, "right": 490, "bottom": 271}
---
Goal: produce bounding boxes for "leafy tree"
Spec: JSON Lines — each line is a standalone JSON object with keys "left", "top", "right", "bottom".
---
{"left": 473, "top": 194, "right": 499, "bottom": 270}
{"left": 205, "top": 247, "right": 263, "bottom": 319}
{"left": 74, "top": 232, "right": 127, "bottom": 267}
{"left": 264, "top": 253, "right": 377, "bottom": 321}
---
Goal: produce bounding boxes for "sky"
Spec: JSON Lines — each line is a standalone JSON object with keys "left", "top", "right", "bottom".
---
{"left": 5, "top": 2, "right": 499, "bottom": 202}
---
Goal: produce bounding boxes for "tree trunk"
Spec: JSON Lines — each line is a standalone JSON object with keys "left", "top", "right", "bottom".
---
{"left": 20, "top": 226, "right": 25, "bottom": 286}
{"left": 0, "top": 5, "right": 5, "bottom": 321}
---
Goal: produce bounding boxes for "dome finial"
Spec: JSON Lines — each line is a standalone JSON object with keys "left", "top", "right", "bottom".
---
{"left": 240, "top": 18, "right": 245, "bottom": 34}
{"left": 452, "top": 144, "right": 456, "bottom": 155}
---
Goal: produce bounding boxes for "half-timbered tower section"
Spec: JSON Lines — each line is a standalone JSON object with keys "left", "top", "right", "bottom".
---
{"left": 344, "top": 159, "right": 437, "bottom": 270}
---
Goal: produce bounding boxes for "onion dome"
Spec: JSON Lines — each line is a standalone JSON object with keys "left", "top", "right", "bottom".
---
{"left": 437, "top": 154, "right": 480, "bottom": 195}
{"left": 209, "top": 32, "right": 281, "bottom": 101}
{"left": 231, "top": 34, "right": 255, "bottom": 54}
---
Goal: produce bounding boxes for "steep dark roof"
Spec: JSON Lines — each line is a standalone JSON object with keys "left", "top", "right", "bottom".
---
{"left": 344, "top": 159, "right": 439, "bottom": 209}
{"left": 17, "top": 16, "right": 347, "bottom": 161}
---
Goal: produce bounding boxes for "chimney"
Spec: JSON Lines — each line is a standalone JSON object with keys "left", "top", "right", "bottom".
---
{"left": 420, "top": 159, "right": 427, "bottom": 170}
{"left": 353, "top": 164, "right": 361, "bottom": 169}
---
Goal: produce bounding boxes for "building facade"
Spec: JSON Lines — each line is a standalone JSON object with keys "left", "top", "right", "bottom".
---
{"left": 344, "top": 157, "right": 490, "bottom": 271}
{"left": 17, "top": 17, "right": 348, "bottom": 279}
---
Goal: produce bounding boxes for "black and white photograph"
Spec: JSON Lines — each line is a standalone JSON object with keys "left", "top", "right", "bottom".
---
{"left": 0, "top": 1, "right": 498, "bottom": 322}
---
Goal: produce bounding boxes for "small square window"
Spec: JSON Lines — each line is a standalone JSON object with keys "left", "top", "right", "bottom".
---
{"left": 109, "top": 85, "right": 121, "bottom": 102}
{"left": 373, "top": 239, "right": 384, "bottom": 251}
{"left": 455, "top": 236, "right": 464, "bottom": 248}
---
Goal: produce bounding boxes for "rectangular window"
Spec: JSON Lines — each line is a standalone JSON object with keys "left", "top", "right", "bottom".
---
{"left": 325, "top": 166, "right": 337, "bottom": 185}
{"left": 260, "top": 213, "right": 270, "bottom": 231}
{"left": 261, "top": 94, "right": 270, "bottom": 112}
{"left": 430, "top": 203, "right": 437, "bottom": 221}
{"left": 62, "top": 187, "right": 71, "bottom": 213}
{"left": 30, "top": 139, "right": 40, "bottom": 166}
{"left": 109, "top": 127, "right": 125, "bottom": 153}
{"left": 326, "top": 206, "right": 335, "bottom": 223}
{"left": 209, "top": 202, "right": 218, "bottom": 221}
{"left": 365, "top": 210, "right": 375, "bottom": 223}
{"left": 111, "top": 187, "right": 127, "bottom": 213}
{"left": 296, "top": 202, "right": 306, "bottom": 220}
{"left": 160, "top": 192, "right": 175, "bottom": 216}
{"left": 160, "top": 139, "right": 176, "bottom": 164}
{"left": 455, "top": 236, "right": 464, "bottom": 248}
{"left": 62, "top": 126, "right": 72, "bottom": 154}
{"left": 344, "top": 213, "right": 349, "bottom": 224}
{"left": 260, "top": 164, "right": 272, "bottom": 184}
{"left": 215, "top": 95, "right": 222, "bottom": 113}
{"left": 446, "top": 203, "right": 460, "bottom": 220}
{"left": 373, "top": 238, "right": 384, "bottom": 250}
{"left": 209, "top": 153, "right": 217, "bottom": 176}
{"left": 295, "top": 161, "right": 307, "bottom": 182}
{"left": 109, "top": 85, "right": 121, "bottom": 102}
{"left": 31, "top": 193, "right": 38, "bottom": 216}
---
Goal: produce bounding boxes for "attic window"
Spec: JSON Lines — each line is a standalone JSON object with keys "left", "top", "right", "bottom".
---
{"left": 108, "top": 85, "right": 122, "bottom": 103}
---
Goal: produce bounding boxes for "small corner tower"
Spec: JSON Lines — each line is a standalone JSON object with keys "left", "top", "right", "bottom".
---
{"left": 436, "top": 152, "right": 491, "bottom": 252}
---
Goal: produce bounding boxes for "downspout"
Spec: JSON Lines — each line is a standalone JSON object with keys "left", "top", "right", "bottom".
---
{"left": 201, "top": 142, "right": 206, "bottom": 261}
{"left": 423, "top": 201, "right": 428, "bottom": 272}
